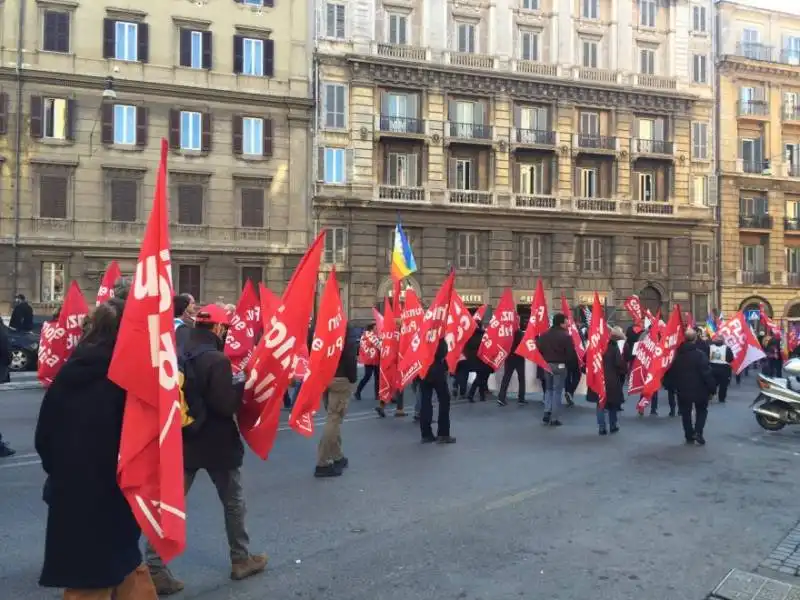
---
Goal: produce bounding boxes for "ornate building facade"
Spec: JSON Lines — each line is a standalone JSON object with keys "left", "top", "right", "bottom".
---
{"left": 717, "top": 1, "right": 800, "bottom": 330}
{"left": 0, "top": 0, "right": 312, "bottom": 314}
{"left": 313, "top": 0, "right": 717, "bottom": 322}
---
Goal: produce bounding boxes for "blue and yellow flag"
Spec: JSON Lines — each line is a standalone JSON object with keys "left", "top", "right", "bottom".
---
{"left": 390, "top": 222, "right": 417, "bottom": 281}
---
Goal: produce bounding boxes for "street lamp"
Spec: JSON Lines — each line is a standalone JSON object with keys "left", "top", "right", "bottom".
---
{"left": 88, "top": 76, "right": 116, "bottom": 156}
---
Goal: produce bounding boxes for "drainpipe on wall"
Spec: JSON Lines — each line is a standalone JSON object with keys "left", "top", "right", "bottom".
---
{"left": 713, "top": 0, "right": 723, "bottom": 313}
{"left": 11, "top": 0, "right": 26, "bottom": 302}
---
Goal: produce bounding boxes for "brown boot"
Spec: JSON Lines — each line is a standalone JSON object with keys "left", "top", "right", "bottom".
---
{"left": 149, "top": 570, "right": 185, "bottom": 596}
{"left": 230, "top": 554, "right": 268, "bottom": 581}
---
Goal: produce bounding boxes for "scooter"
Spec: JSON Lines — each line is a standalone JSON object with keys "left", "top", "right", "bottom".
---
{"left": 751, "top": 358, "right": 800, "bottom": 431}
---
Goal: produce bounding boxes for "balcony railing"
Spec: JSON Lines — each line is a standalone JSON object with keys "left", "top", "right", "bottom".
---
{"left": 515, "top": 129, "right": 556, "bottom": 145}
{"left": 444, "top": 51, "right": 498, "bottom": 69}
{"left": 738, "top": 101, "right": 769, "bottom": 117}
{"left": 511, "top": 60, "right": 560, "bottom": 77}
{"left": 373, "top": 43, "right": 429, "bottom": 61}
{"left": 447, "top": 190, "right": 494, "bottom": 205}
{"left": 779, "top": 49, "right": 800, "bottom": 66}
{"left": 785, "top": 218, "right": 800, "bottom": 231}
{"left": 633, "top": 138, "right": 673, "bottom": 155}
{"left": 739, "top": 214, "right": 773, "bottom": 229}
{"left": 572, "top": 197, "right": 619, "bottom": 214}
{"left": 633, "top": 201, "right": 675, "bottom": 216}
{"left": 378, "top": 115, "right": 426, "bottom": 135}
{"left": 789, "top": 164, "right": 800, "bottom": 178}
{"left": 736, "top": 42, "right": 774, "bottom": 62}
{"left": 783, "top": 107, "right": 800, "bottom": 122}
{"left": 513, "top": 194, "right": 560, "bottom": 210}
{"left": 632, "top": 74, "right": 678, "bottom": 90}
{"left": 575, "top": 134, "right": 617, "bottom": 150}
{"left": 447, "top": 122, "right": 493, "bottom": 140}
{"left": 574, "top": 67, "right": 621, "bottom": 84}
{"left": 789, "top": 272, "right": 800, "bottom": 287}
{"left": 377, "top": 185, "right": 426, "bottom": 202}
{"left": 740, "top": 270, "right": 771, "bottom": 285}
{"left": 740, "top": 159, "right": 771, "bottom": 174}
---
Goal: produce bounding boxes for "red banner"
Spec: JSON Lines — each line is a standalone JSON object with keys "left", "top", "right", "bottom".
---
{"left": 96, "top": 261, "right": 122, "bottom": 306}
{"left": 372, "top": 307, "right": 384, "bottom": 336}
{"left": 444, "top": 291, "right": 477, "bottom": 373}
{"left": 239, "top": 231, "right": 324, "bottom": 460}
{"left": 289, "top": 268, "right": 346, "bottom": 437}
{"left": 717, "top": 312, "right": 767, "bottom": 374}
{"left": 477, "top": 288, "right": 516, "bottom": 370}
{"left": 586, "top": 292, "right": 609, "bottom": 408}
{"left": 473, "top": 304, "right": 487, "bottom": 323}
{"left": 790, "top": 326, "right": 800, "bottom": 352}
{"left": 398, "top": 288, "right": 424, "bottom": 360}
{"left": 561, "top": 294, "right": 585, "bottom": 366}
{"left": 624, "top": 295, "right": 644, "bottom": 331}
{"left": 224, "top": 280, "right": 262, "bottom": 374}
{"left": 628, "top": 325, "right": 659, "bottom": 396}
{"left": 641, "top": 305, "right": 685, "bottom": 400}
{"left": 37, "top": 281, "right": 89, "bottom": 387}
{"left": 108, "top": 139, "right": 185, "bottom": 564}
{"left": 379, "top": 297, "right": 399, "bottom": 402}
{"left": 759, "top": 303, "right": 781, "bottom": 338}
{"left": 528, "top": 279, "right": 549, "bottom": 337}
{"left": 358, "top": 328, "right": 380, "bottom": 366}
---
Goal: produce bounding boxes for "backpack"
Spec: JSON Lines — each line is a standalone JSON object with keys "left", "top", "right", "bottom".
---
{"left": 178, "top": 344, "right": 217, "bottom": 434}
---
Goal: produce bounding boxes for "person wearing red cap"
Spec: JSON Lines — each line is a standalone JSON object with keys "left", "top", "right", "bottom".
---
{"left": 145, "top": 304, "right": 267, "bottom": 595}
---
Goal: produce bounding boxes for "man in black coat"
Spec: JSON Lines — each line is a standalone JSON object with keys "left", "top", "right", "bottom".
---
{"left": 146, "top": 304, "right": 266, "bottom": 595}
{"left": 497, "top": 325, "right": 526, "bottom": 406}
{"left": 465, "top": 326, "right": 490, "bottom": 402}
{"left": 664, "top": 329, "right": 717, "bottom": 445}
{"left": 419, "top": 338, "right": 456, "bottom": 444}
{"left": 9, "top": 294, "right": 33, "bottom": 332}
{"left": 537, "top": 314, "right": 579, "bottom": 426}
{"left": 0, "top": 322, "right": 13, "bottom": 457}
{"left": 708, "top": 335, "right": 735, "bottom": 403}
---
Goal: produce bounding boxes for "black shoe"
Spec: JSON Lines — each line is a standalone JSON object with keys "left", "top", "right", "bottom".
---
{"left": 375, "top": 406, "right": 386, "bottom": 418}
{"left": 599, "top": 428, "right": 607, "bottom": 436}
{"left": 497, "top": 398, "right": 507, "bottom": 407}
{"left": 650, "top": 410, "right": 658, "bottom": 416}
{"left": 479, "top": 396, "right": 487, "bottom": 402}
{"left": 685, "top": 436, "right": 695, "bottom": 445}
{"left": 610, "top": 426, "right": 619, "bottom": 434}
{"left": 314, "top": 463, "right": 343, "bottom": 478}
{"left": 421, "top": 436, "right": 437, "bottom": 444}
{"left": 668, "top": 409, "right": 676, "bottom": 417}
{"left": 353, "top": 393, "right": 361, "bottom": 402}
{"left": 518, "top": 398, "right": 529, "bottom": 405}
{"left": 0, "top": 443, "right": 15, "bottom": 458}
{"left": 467, "top": 396, "right": 475, "bottom": 403}
{"left": 549, "top": 420, "right": 563, "bottom": 427}
{"left": 719, "top": 400, "right": 726, "bottom": 404}
{"left": 695, "top": 434, "right": 706, "bottom": 446}
{"left": 565, "top": 393, "right": 575, "bottom": 407}
{"left": 542, "top": 412, "right": 551, "bottom": 424}
{"left": 334, "top": 457, "right": 349, "bottom": 470}
{"left": 436, "top": 435, "right": 457, "bottom": 444}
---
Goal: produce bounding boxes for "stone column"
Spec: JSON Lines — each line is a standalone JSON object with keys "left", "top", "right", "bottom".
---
{"left": 287, "top": 110, "right": 311, "bottom": 248}
{"left": 769, "top": 189, "right": 785, "bottom": 284}
{"left": 667, "top": 3, "right": 676, "bottom": 77}
{"left": 609, "top": 0, "right": 618, "bottom": 71}
{"left": 421, "top": 227, "right": 448, "bottom": 298}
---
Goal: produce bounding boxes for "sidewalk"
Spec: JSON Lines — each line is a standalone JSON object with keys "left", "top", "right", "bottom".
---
{"left": 0, "top": 372, "right": 41, "bottom": 392}
{"left": 708, "top": 568, "right": 800, "bottom": 599}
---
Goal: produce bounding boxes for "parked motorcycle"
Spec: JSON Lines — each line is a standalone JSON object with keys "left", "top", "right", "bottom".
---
{"left": 751, "top": 358, "right": 800, "bottom": 431}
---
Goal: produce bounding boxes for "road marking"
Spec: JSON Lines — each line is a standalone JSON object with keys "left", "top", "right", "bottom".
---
{"left": 0, "top": 459, "right": 42, "bottom": 470}
{"left": 484, "top": 483, "right": 560, "bottom": 511}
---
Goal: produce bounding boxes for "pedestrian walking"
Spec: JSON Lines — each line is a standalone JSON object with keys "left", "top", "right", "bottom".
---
{"left": 9, "top": 294, "right": 33, "bottom": 332}
{"left": 497, "top": 324, "right": 526, "bottom": 406}
{"left": 419, "top": 338, "right": 456, "bottom": 444}
{"left": 354, "top": 323, "right": 380, "bottom": 401}
{"left": 35, "top": 299, "right": 158, "bottom": 600}
{"left": 592, "top": 326, "right": 627, "bottom": 436}
{"left": 763, "top": 334, "right": 783, "bottom": 378}
{"left": 0, "top": 321, "right": 14, "bottom": 458}
{"left": 464, "top": 326, "right": 490, "bottom": 402}
{"left": 537, "top": 313, "right": 579, "bottom": 427}
{"left": 145, "top": 304, "right": 266, "bottom": 595}
{"left": 315, "top": 322, "right": 358, "bottom": 478}
{"left": 709, "top": 335, "right": 734, "bottom": 403}
{"left": 663, "top": 329, "right": 717, "bottom": 446}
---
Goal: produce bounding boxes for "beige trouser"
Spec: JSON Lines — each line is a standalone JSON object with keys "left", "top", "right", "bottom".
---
{"left": 317, "top": 377, "right": 353, "bottom": 466}
{"left": 63, "top": 564, "right": 157, "bottom": 600}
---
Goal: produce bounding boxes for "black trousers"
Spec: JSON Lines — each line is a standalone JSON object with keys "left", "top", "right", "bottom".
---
{"left": 453, "top": 361, "right": 470, "bottom": 397}
{"left": 677, "top": 395, "right": 709, "bottom": 440}
{"left": 711, "top": 365, "right": 731, "bottom": 402}
{"left": 355, "top": 365, "right": 379, "bottom": 400}
{"left": 565, "top": 367, "right": 581, "bottom": 396}
{"left": 499, "top": 359, "right": 525, "bottom": 402}
{"left": 468, "top": 364, "right": 490, "bottom": 400}
{"left": 651, "top": 389, "right": 676, "bottom": 413}
{"left": 420, "top": 376, "right": 451, "bottom": 439}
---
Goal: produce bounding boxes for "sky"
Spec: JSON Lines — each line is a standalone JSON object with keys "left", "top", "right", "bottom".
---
{"left": 733, "top": 0, "right": 800, "bottom": 16}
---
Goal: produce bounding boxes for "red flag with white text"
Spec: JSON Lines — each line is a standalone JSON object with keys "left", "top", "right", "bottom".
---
{"left": 516, "top": 286, "right": 550, "bottom": 372}
{"left": 624, "top": 295, "right": 645, "bottom": 332}
{"left": 358, "top": 328, "right": 381, "bottom": 366}
{"left": 641, "top": 305, "right": 685, "bottom": 400}
{"left": 585, "top": 292, "right": 609, "bottom": 408}
{"left": 477, "top": 288, "right": 516, "bottom": 371}
{"left": 398, "top": 288, "right": 425, "bottom": 360}
{"left": 717, "top": 312, "right": 767, "bottom": 374}
{"left": 562, "top": 294, "right": 585, "bottom": 366}
{"left": 759, "top": 303, "right": 781, "bottom": 338}
{"left": 289, "top": 268, "right": 347, "bottom": 437}
{"left": 473, "top": 304, "right": 487, "bottom": 323}
{"left": 444, "top": 291, "right": 477, "bottom": 373}
{"left": 628, "top": 325, "right": 659, "bottom": 397}
{"left": 379, "top": 297, "right": 399, "bottom": 402}
{"left": 37, "top": 281, "right": 89, "bottom": 387}
{"left": 108, "top": 139, "right": 185, "bottom": 564}
{"left": 96, "top": 261, "right": 122, "bottom": 306}
{"left": 224, "top": 280, "right": 262, "bottom": 374}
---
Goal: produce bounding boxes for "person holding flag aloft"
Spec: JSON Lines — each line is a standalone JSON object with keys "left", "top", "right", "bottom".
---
{"left": 588, "top": 326, "right": 627, "bottom": 436}
{"left": 537, "top": 314, "right": 579, "bottom": 426}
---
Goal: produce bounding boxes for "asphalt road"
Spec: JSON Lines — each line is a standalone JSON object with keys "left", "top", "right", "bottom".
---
{"left": 2, "top": 377, "right": 800, "bottom": 600}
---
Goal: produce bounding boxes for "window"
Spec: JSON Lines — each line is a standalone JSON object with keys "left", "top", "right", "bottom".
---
{"left": 519, "top": 162, "right": 544, "bottom": 194}
{"left": 322, "top": 147, "right": 347, "bottom": 184}
{"left": 741, "top": 245, "right": 766, "bottom": 272}
{"left": 114, "top": 21, "right": 138, "bottom": 61}
{"left": 742, "top": 28, "right": 760, "bottom": 59}
{"left": 579, "top": 168, "right": 597, "bottom": 197}
{"left": 787, "top": 248, "right": 800, "bottom": 274}
{"left": 43, "top": 10, "right": 70, "bottom": 53}
{"left": 518, "top": 106, "right": 548, "bottom": 131}
{"left": 177, "top": 184, "right": 204, "bottom": 225}
{"left": 324, "top": 227, "right": 347, "bottom": 264}
{"left": 582, "top": 0, "right": 599, "bottom": 19}
{"left": 39, "top": 174, "right": 68, "bottom": 219}
{"left": 641, "top": 240, "right": 659, "bottom": 273}
{"left": 740, "top": 138, "right": 764, "bottom": 170}
{"left": 691, "top": 121, "right": 708, "bottom": 159}
{"left": 43, "top": 98, "right": 68, "bottom": 139}
{"left": 580, "top": 111, "right": 600, "bottom": 135}
{"left": 637, "top": 172, "right": 654, "bottom": 201}
{"left": 582, "top": 238, "right": 602, "bottom": 272}
{"left": 242, "top": 117, "right": 264, "bottom": 155}
{"left": 242, "top": 37, "right": 264, "bottom": 76}
{"left": 455, "top": 158, "right": 473, "bottom": 190}
{"left": 520, "top": 30, "right": 539, "bottom": 61}
{"left": 582, "top": 40, "right": 598, "bottom": 67}
{"left": 639, "top": 48, "right": 655, "bottom": 74}
{"left": 456, "top": 23, "right": 476, "bottom": 53}
{"left": 240, "top": 187, "right": 265, "bottom": 228}
{"left": 325, "top": 2, "right": 346, "bottom": 39}
{"left": 692, "top": 54, "right": 707, "bottom": 83}
{"left": 113, "top": 105, "right": 136, "bottom": 145}
{"left": 787, "top": 200, "right": 800, "bottom": 220}
{"left": 323, "top": 83, "right": 347, "bottom": 129}
{"left": 637, "top": 117, "right": 664, "bottom": 142}
{"left": 388, "top": 13, "right": 408, "bottom": 44}
{"left": 640, "top": 0, "right": 656, "bottom": 28}
{"left": 243, "top": 0, "right": 266, "bottom": 5}
{"left": 785, "top": 36, "right": 800, "bottom": 65}
{"left": 457, "top": 232, "right": 479, "bottom": 270}
{"left": 739, "top": 195, "right": 768, "bottom": 216}
{"left": 522, "top": 0, "right": 539, "bottom": 8}
{"left": 692, "top": 5, "right": 707, "bottom": 32}
{"left": 692, "top": 294, "right": 710, "bottom": 320}
{"left": 177, "top": 265, "right": 201, "bottom": 302}
{"left": 520, "top": 235, "right": 541, "bottom": 271}
{"left": 241, "top": 266, "right": 264, "bottom": 290}
{"left": 41, "top": 262, "right": 65, "bottom": 303}
{"left": 386, "top": 153, "right": 419, "bottom": 187}
{"left": 107, "top": 177, "right": 137, "bottom": 222}
{"left": 179, "top": 29, "right": 211, "bottom": 69}
{"left": 692, "top": 242, "right": 711, "bottom": 275}
{"left": 180, "top": 111, "right": 203, "bottom": 151}
{"left": 692, "top": 175, "right": 708, "bottom": 206}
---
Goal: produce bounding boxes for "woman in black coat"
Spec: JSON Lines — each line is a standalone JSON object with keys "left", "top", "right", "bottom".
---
{"left": 593, "top": 327, "right": 628, "bottom": 435}
{"left": 35, "top": 299, "right": 157, "bottom": 598}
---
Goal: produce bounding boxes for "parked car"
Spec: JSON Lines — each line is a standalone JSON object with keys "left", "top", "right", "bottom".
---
{"left": 2, "top": 316, "right": 47, "bottom": 372}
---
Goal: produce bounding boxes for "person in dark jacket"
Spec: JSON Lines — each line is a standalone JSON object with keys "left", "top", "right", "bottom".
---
{"left": 708, "top": 336, "right": 735, "bottom": 403}
{"left": 35, "top": 298, "right": 158, "bottom": 598}
{"left": 316, "top": 324, "right": 358, "bottom": 477}
{"left": 497, "top": 325, "right": 526, "bottom": 406}
{"left": 663, "top": 329, "right": 717, "bottom": 445}
{"left": 465, "top": 326, "right": 490, "bottom": 402}
{"left": 695, "top": 327, "right": 710, "bottom": 356}
{"left": 146, "top": 304, "right": 265, "bottom": 596}
{"left": 9, "top": 294, "right": 34, "bottom": 331}
{"left": 537, "top": 314, "right": 579, "bottom": 426}
{"left": 419, "top": 338, "right": 456, "bottom": 444}
{"left": 0, "top": 321, "right": 13, "bottom": 456}
{"left": 593, "top": 327, "right": 627, "bottom": 435}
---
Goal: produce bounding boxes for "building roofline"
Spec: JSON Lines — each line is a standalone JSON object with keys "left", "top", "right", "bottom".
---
{"left": 715, "top": 0, "right": 800, "bottom": 22}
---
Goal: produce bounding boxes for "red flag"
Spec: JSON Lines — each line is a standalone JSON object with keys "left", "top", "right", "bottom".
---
{"left": 759, "top": 303, "right": 781, "bottom": 338}
{"left": 789, "top": 326, "right": 799, "bottom": 353}
{"left": 258, "top": 283, "right": 281, "bottom": 327}
{"left": 527, "top": 279, "right": 549, "bottom": 337}
{"left": 108, "top": 139, "right": 185, "bottom": 564}
{"left": 717, "top": 312, "right": 767, "bottom": 374}
{"left": 289, "top": 268, "right": 347, "bottom": 437}
{"left": 96, "top": 261, "right": 122, "bottom": 306}
{"left": 477, "top": 288, "right": 516, "bottom": 370}
{"left": 372, "top": 307, "right": 384, "bottom": 335}
{"left": 641, "top": 305, "right": 685, "bottom": 400}
{"left": 292, "top": 343, "right": 310, "bottom": 382}
{"left": 238, "top": 231, "right": 325, "bottom": 459}
{"left": 473, "top": 304, "right": 487, "bottom": 323}
{"left": 37, "top": 281, "right": 89, "bottom": 387}
{"left": 398, "top": 288, "right": 424, "bottom": 360}
{"left": 379, "top": 297, "right": 399, "bottom": 402}
{"left": 561, "top": 294, "right": 585, "bottom": 366}
{"left": 624, "top": 295, "right": 644, "bottom": 332}
{"left": 398, "top": 271, "right": 455, "bottom": 386}
{"left": 224, "top": 280, "right": 262, "bottom": 374}
{"left": 444, "top": 291, "right": 477, "bottom": 373}
{"left": 628, "top": 325, "right": 659, "bottom": 396}
{"left": 585, "top": 292, "right": 609, "bottom": 408}
{"left": 358, "top": 327, "right": 381, "bottom": 366}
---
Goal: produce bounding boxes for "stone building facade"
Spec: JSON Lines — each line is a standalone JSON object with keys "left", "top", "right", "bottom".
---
{"left": 313, "top": 0, "right": 717, "bottom": 322}
{"left": 717, "top": 1, "right": 800, "bottom": 328}
{"left": 0, "top": 0, "right": 312, "bottom": 314}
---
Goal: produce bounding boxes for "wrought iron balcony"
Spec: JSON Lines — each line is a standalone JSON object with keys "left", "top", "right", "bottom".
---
{"left": 783, "top": 107, "right": 800, "bottom": 122}
{"left": 739, "top": 214, "right": 773, "bottom": 229}
{"left": 740, "top": 160, "right": 771, "bottom": 175}
{"left": 785, "top": 218, "right": 800, "bottom": 232}
{"left": 740, "top": 270, "right": 771, "bottom": 285}
{"left": 377, "top": 185, "right": 426, "bottom": 202}
{"left": 572, "top": 197, "right": 619, "bottom": 214}
{"left": 447, "top": 122, "right": 493, "bottom": 141}
{"left": 633, "top": 201, "right": 675, "bottom": 216}
{"left": 779, "top": 49, "right": 800, "bottom": 66}
{"left": 738, "top": 101, "right": 769, "bottom": 117}
{"left": 633, "top": 138, "right": 673, "bottom": 155}
{"left": 378, "top": 115, "right": 426, "bottom": 135}
{"left": 736, "top": 42, "right": 774, "bottom": 62}
{"left": 515, "top": 129, "right": 556, "bottom": 145}
{"left": 575, "top": 134, "right": 617, "bottom": 151}
{"left": 513, "top": 194, "right": 560, "bottom": 210}
{"left": 447, "top": 189, "right": 494, "bottom": 205}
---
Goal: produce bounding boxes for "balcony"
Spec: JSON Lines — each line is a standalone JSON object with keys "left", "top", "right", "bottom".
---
{"left": 738, "top": 101, "right": 770, "bottom": 118}
{"left": 783, "top": 107, "right": 800, "bottom": 122}
{"left": 788, "top": 164, "right": 800, "bottom": 178}
{"left": 513, "top": 194, "right": 561, "bottom": 210}
{"left": 779, "top": 49, "right": 800, "bottom": 66}
{"left": 447, "top": 190, "right": 494, "bottom": 206}
{"left": 235, "top": 228, "right": 268, "bottom": 242}
{"left": 514, "top": 128, "right": 557, "bottom": 147}
{"left": 373, "top": 43, "right": 429, "bottom": 62}
{"left": 785, "top": 218, "right": 800, "bottom": 232}
{"left": 377, "top": 185, "right": 427, "bottom": 203}
{"left": 376, "top": 115, "right": 426, "bottom": 136}
{"left": 572, "top": 197, "right": 620, "bottom": 214}
{"left": 511, "top": 60, "right": 560, "bottom": 77}
{"left": 574, "top": 134, "right": 617, "bottom": 153}
{"left": 632, "top": 201, "right": 675, "bottom": 216}
{"left": 573, "top": 67, "right": 622, "bottom": 85}
{"left": 632, "top": 74, "right": 678, "bottom": 91}
{"left": 444, "top": 51, "right": 498, "bottom": 70}
{"left": 738, "top": 159, "right": 771, "bottom": 175}
{"left": 739, "top": 270, "right": 771, "bottom": 285}
{"left": 736, "top": 42, "right": 774, "bottom": 62}
{"left": 446, "top": 122, "right": 493, "bottom": 143}
{"left": 789, "top": 272, "right": 800, "bottom": 286}
{"left": 739, "top": 214, "right": 773, "bottom": 229}
{"left": 632, "top": 138, "right": 674, "bottom": 157}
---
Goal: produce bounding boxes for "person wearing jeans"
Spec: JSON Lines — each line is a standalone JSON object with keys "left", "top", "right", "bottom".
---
{"left": 536, "top": 313, "right": 579, "bottom": 427}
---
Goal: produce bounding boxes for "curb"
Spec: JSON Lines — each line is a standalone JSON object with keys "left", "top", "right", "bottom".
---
{"left": 0, "top": 381, "right": 43, "bottom": 392}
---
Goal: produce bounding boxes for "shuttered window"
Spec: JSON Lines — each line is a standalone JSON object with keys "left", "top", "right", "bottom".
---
{"left": 39, "top": 175, "right": 68, "bottom": 219}
{"left": 110, "top": 179, "right": 137, "bottom": 222}
{"left": 241, "top": 266, "right": 263, "bottom": 290}
{"left": 177, "top": 265, "right": 202, "bottom": 301}
{"left": 241, "top": 187, "right": 265, "bottom": 228}
{"left": 177, "top": 184, "right": 203, "bottom": 225}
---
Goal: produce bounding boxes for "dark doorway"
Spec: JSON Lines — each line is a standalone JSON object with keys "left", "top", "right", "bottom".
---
{"left": 639, "top": 286, "right": 662, "bottom": 315}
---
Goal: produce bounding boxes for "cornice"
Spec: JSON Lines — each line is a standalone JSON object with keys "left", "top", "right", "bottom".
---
{"left": 0, "top": 68, "right": 314, "bottom": 112}
{"left": 346, "top": 56, "right": 696, "bottom": 113}
{"left": 718, "top": 56, "right": 800, "bottom": 81}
